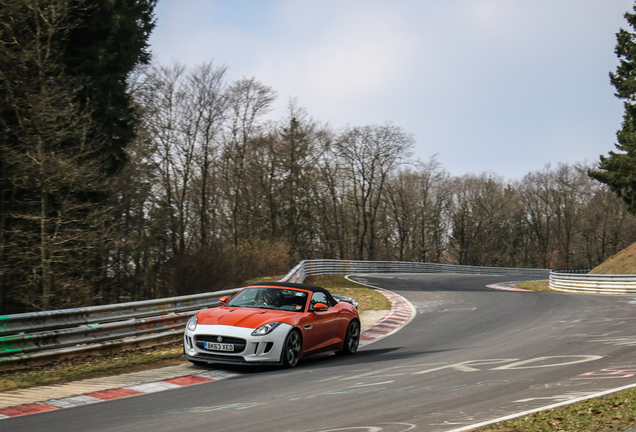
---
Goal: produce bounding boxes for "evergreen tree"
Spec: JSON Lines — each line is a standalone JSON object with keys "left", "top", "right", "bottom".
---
{"left": 590, "top": 5, "right": 636, "bottom": 214}
{"left": 64, "top": 0, "right": 156, "bottom": 174}
{"left": 0, "top": 0, "right": 156, "bottom": 312}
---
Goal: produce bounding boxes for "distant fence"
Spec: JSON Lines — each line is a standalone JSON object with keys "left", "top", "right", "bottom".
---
{"left": 0, "top": 259, "right": 551, "bottom": 370}
{"left": 550, "top": 270, "right": 636, "bottom": 294}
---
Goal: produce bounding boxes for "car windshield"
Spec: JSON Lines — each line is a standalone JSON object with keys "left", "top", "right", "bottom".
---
{"left": 225, "top": 287, "right": 309, "bottom": 312}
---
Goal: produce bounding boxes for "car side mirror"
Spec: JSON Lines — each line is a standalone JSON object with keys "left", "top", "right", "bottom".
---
{"left": 312, "top": 302, "right": 329, "bottom": 312}
{"left": 219, "top": 296, "right": 228, "bottom": 304}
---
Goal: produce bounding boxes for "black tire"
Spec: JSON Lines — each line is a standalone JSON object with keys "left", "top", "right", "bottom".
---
{"left": 282, "top": 329, "right": 302, "bottom": 368}
{"left": 339, "top": 319, "right": 360, "bottom": 355}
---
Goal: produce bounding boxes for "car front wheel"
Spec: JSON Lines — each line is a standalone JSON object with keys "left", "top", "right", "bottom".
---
{"left": 282, "top": 329, "right": 302, "bottom": 367}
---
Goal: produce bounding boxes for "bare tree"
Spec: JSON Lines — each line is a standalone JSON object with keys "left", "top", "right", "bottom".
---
{"left": 449, "top": 174, "right": 515, "bottom": 266}
{"left": 517, "top": 164, "right": 594, "bottom": 269}
{"left": 579, "top": 185, "right": 636, "bottom": 268}
{"left": 549, "top": 164, "right": 590, "bottom": 268}
{"left": 517, "top": 166, "right": 556, "bottom": 268}
{"left": 385, "top": 168, "right": 419, "bottom": 261}
{"left": 313, "top": 129, "right": 350, "bottom": 259}
{"left": 414, "top": 157, "right": 451, "bottom": 263}
{"left": 221, "top": 77, "right": 276, "bottom": 247}
{"left": 335, "top": 124, "right": 414, "bottom": 260}
{"left": 186, "top": 63, "right": 227, "bottom": 247}
{"left": 139, "top": 62, "right": 186, "bottom": 257}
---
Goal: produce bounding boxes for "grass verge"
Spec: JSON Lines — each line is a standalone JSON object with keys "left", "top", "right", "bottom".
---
{"left": 0, "top": 342, "right": 185, "bottom": 392}
{"left": 516, "top": 280, "right": 552, "bottom": 292}
{"left": 305, "top": 274, "right": 392, "bottom": 312}
{"left": 0, "top": 274, "right": 387, "bottom": 393}
{"left": 475, "top": 386, "right": 636, "bottom": 431}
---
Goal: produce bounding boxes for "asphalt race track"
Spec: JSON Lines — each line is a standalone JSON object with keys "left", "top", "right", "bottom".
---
{"left": 5, "top": 273, "right": 636, "bottom": 432}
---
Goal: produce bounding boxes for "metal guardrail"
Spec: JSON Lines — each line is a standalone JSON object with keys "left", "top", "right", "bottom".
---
{"left": 0, "top": 288, "right": 241, "bottom": 369}
{"left": 0, "top": 259, "right": 553, "bottom": 370}
{"left": 281, "top": 259, "right": 551, "bottom": 283}
{"left": 550, "top": 271, "right": 636, "bottom": 294}
{"left": 0, "top": 289, "right": 242, "bottom": 336}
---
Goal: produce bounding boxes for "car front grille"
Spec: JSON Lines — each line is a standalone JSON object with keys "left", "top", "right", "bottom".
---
{"left": 195, "top": 335, "right": 247, "bottom": 353}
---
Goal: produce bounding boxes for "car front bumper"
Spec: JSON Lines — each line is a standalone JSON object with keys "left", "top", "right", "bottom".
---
{"left": 183, "top": 323, "right": 292, "bottom": 365}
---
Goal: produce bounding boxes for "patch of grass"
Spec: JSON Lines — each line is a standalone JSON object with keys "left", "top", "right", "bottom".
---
{"left": 476, "top": 386, "right": 636, "bottom": 432}
{"left": 590, "top": 241, "right": 636, "bottom": 275}
{"left": 305, "top": 274, "right": 392, "bottom": 312}
{"left": 0, "top": 342, "right": 185, "bottom": 392}
{"left": 516, "top": 280, "right": 552, "bottom": 292}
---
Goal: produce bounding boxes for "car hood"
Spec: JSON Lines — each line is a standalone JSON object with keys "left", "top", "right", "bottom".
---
{"left": 197, "top": 307, "right": 298, "bottom": 329}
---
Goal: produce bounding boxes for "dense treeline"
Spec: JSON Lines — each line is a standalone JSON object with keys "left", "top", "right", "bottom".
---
{"left": 0, "top": 0, "right": 156, "bottom": 313}
{"left": 2, "top": 3, "right": 636, "bottom": 313}
{"left": 110, "top": 61, "right": 636, "bottom": 305}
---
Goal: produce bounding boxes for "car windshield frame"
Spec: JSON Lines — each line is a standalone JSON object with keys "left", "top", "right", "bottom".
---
{"left": 225, "top": 287, "right": 310, "bottom": 312}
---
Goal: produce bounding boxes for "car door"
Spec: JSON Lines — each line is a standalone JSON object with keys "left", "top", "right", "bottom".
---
{"left": 304, "top": 292, "right": 343, "bottom": 354}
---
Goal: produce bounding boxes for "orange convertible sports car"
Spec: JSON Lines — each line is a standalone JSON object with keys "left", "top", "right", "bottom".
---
{"left": 183, "top": 282, "right": 361, "bottom": 367}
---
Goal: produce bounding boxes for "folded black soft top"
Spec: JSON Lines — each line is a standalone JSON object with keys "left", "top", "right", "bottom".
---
{"left": 247, "top": 281, "right": 336, "bottom": 302}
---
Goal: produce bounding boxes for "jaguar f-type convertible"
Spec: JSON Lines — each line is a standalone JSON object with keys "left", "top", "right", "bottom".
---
{"left": 183, "top": 282, "right": 360, "bottom": 367}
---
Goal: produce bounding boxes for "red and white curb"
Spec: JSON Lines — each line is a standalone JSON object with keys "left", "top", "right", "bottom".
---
{"left": 354, "top": 283, "right": 417, "bottom": 346}
{"left": 0, "top": 370, "right": 241, "bottom": 419}
{"left": 487, "top": 282, "right": 532, "bottom": 292}
{"left": 0, "top": 288, "right": 414, "bottom": 420}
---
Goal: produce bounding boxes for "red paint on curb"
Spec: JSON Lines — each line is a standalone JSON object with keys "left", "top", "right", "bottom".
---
{"left": 371, "top": 321, "right": 406, "bottom": 328}
{"left": 163, "top": 375, "right": 213, "bottom": 386}
{"left": 0, "top": 403, "right": 58, "bottom": 417}
{"left": 87, "top": 388, "right": 144, "bottom": 400}
{"left": 387, "top": 313, "right": 410, "bottom": 319}
{"left": 364, "top": 328, "right": 394, "bottom": 335}
{"left": 380, "top": 318, "right": 406, "bottom": 323}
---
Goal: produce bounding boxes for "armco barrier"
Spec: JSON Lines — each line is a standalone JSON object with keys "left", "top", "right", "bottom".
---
{"left": 280, "top": 259, "right": 551, "bottom": 283}
{"left": 0, "top": 288, "right": 241, "bottom": 369}
{"left": 550, "top": 271, "right": 636, "bottom": 294}
{"left": 0, "top": 259, "right": 551, "bottom": 370}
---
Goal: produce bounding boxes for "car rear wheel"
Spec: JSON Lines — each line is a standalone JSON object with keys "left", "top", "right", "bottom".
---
{"left": 339, "top": 319, "right": 360, "bottom": 355}
{"left": 282, "top": 329, "right": 302, "bottom": 367}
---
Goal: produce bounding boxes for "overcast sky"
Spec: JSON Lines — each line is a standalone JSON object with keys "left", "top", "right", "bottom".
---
{"left": 148, "top": 0, "right": 634, "bottom": 180}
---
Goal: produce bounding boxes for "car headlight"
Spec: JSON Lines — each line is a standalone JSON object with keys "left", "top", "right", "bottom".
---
{"left": 251, "top": 322, "right": 282, "bottom": 336}
{"left": 186, "top": 315, "right": 198, "bottom": 332}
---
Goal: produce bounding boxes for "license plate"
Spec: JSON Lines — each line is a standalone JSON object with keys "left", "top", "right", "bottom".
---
{"left": 204, "top": 342, "right": 234, "bottom": 351}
